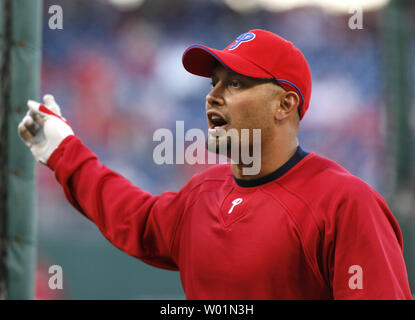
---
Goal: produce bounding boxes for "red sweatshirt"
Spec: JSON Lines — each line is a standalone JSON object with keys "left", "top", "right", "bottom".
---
{"left": 47, "top": 135, "right": 412, "bottom": 299}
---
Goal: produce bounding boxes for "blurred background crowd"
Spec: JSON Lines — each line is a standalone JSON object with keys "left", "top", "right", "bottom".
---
{"left": 34, "top": 0, "right": 415, "bottom": 299}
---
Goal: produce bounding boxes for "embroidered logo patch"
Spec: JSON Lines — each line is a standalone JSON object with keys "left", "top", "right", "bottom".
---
{"left": 228, "top": 198, "right": 243, "bottom": 214}
{"left": 228, "top": 32, "right": 256, "bottom": 50}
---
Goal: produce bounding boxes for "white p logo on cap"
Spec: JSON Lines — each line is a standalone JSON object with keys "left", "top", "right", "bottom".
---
{"left": 228, "top": 32, "right": 256, "bottom": 51}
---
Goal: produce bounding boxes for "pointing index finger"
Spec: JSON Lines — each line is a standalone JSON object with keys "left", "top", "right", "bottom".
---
{"left": 27, "top": 99, "right": 41, "bottom": 113}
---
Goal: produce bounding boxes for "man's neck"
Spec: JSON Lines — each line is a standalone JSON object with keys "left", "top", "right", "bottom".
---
{"left": 231, "top": 137, "right": 299, "bottom": 181}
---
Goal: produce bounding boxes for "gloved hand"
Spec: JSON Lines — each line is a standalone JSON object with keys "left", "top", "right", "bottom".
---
{"left": 17, "top": 94, "right": 74, "bottom": 164}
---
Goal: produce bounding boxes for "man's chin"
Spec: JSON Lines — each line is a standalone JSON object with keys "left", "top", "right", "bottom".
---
{"left": 205, "top": 135, "right": 232, "bottom": 155}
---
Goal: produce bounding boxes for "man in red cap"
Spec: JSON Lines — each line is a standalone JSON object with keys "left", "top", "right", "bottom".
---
{"left": 18, "top": 29, "right": 412, "bottom": 299}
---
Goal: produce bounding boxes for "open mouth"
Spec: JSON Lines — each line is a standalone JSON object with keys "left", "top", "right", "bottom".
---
{"left": 207, "top": 111, "right": 228, "bottom": 129}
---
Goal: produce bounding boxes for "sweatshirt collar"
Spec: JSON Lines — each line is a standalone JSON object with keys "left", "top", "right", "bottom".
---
{"left": 233, "top": 146, "right": 309, "bottom": 188}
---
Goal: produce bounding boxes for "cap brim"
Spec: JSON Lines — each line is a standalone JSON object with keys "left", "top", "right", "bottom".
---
{"left": 182, "top": 45, "right": 273, "bottom": 79}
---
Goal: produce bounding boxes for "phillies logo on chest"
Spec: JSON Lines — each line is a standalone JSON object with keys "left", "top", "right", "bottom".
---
{"left": 228, "top": 198, "right": 243, "bottom": 214}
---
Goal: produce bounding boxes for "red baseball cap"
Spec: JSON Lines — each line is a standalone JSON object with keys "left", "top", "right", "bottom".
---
{"left": 182, "top": 29, "right": 312, "bottom": 120}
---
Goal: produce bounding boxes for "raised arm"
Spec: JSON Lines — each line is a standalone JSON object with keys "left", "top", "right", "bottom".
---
{"left": 18, "top": 95, "right": 193, "bottom": 270}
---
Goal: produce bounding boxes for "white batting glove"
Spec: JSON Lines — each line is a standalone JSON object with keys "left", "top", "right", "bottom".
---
{"left": 17, "top": 94, "right": 74, "bottom": 164}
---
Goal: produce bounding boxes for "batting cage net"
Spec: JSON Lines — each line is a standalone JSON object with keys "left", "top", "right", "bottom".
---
{"left": 0, "top": 0, "right": 42, "bottom": 299}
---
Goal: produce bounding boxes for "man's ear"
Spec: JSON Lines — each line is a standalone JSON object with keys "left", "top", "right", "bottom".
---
{"left": 275, "top": 91, "right": 300, "bottom": 121}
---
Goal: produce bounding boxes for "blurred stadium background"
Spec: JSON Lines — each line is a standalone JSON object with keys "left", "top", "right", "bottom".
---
{"left": 0, "top": 0, "right": 414, "bottom": 299}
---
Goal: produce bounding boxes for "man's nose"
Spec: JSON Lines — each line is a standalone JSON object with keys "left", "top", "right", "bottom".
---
{"left": 206, "top": 86, "right": 225, "bottom": 107}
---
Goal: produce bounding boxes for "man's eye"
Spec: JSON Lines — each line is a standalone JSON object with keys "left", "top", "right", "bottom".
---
{"left": 230, "top": 80, "right": 241, "bottom": 88}
{"left": 210, "top": 81, "right": 216, "bottom": 88}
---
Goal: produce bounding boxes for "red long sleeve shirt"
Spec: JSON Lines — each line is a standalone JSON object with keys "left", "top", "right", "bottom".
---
{"left": 47, "top": 135, "right": 412, "bottom": 299}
